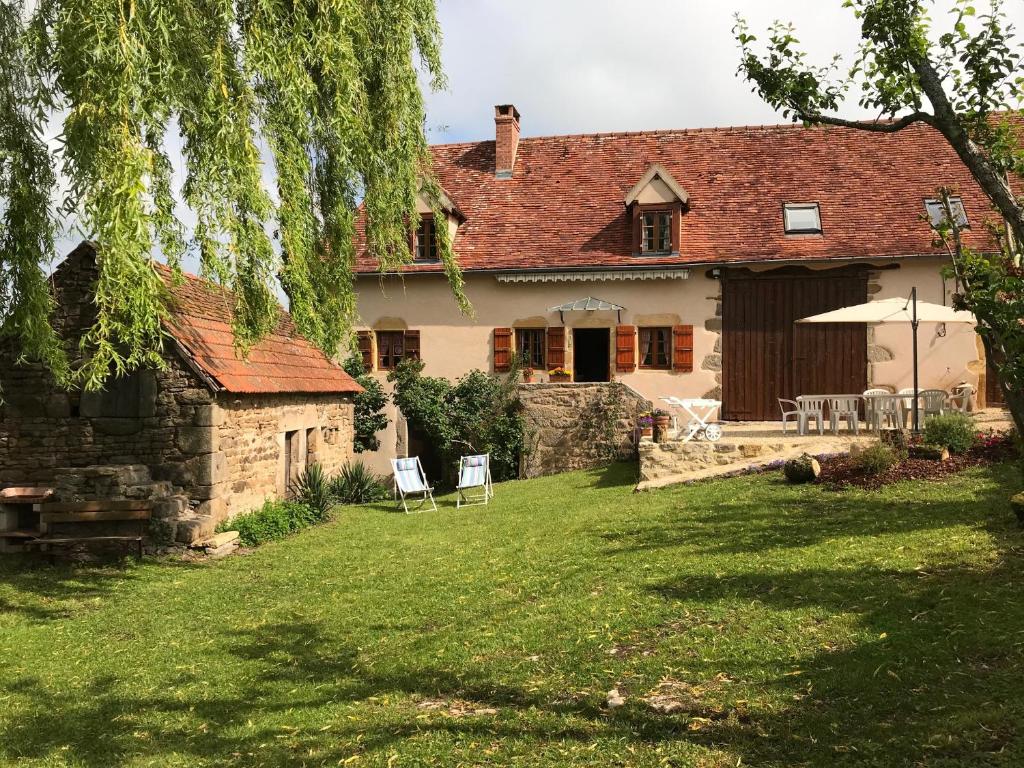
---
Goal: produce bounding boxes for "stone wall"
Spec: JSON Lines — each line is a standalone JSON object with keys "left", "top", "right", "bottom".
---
{"left": 0, "top": 245, "right": 359, "bottom": 547}
{"left": 0, "top": 248, "right": 213, "bottom": 494}
{"left": 215, "top": 394, "right": 355, "bottom": 520}
{"left": 519, "top": 382, "right": 651, "bottom": 479}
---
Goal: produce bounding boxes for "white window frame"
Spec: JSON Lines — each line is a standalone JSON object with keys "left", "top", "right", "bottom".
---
{"left": 783, "top": 203, "right": 822, "bottom": 235}
{"left": 924, "top": 197, "right": 969, "bottom": 229}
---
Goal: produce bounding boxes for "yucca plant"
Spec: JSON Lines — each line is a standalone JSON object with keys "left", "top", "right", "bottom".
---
{"left": 329, "top": 461, "right": 391, "bottom": 505}
{"left": 289, "top": 463, "right": 334, "bottom": 521}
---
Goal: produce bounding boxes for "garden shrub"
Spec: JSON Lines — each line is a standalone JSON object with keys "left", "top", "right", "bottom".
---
{"left": 389, "top": 358, "right": 524, "bottom": 482}
{"left": 343, "top": 354, "right": 389, "bottom": 453}
{"left": 330, "top": 461, "right": 391, "bottom": 504}
{"left": 289, "top": 462, "right": 334, "bottom": 521}
{"left": 224, "top": 500, "right": 319, "bottom": 547}
{"left": 922, "top": 413, "right": 976, "bottom": 454}
{"left": 855, "top": 443, "right": 900, "bottom": 475}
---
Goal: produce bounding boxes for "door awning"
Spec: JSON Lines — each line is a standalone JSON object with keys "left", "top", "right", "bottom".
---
{"left": 547, "top": 296, "right": 625, "bottom": 323}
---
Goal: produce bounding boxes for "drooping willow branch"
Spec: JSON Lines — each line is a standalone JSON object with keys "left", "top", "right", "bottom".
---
{"left": 0, "top": 0, "right": 466, "bottom": 390}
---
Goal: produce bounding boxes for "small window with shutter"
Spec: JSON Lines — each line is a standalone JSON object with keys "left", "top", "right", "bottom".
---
{"left": 638, "top": 327, "right": 671, "bottom": 369}
{"left": 515, "top": 328, "right": 545, "bottom": 369}
{"left": 376, "top": 330, "right": 420, "bottom": 371}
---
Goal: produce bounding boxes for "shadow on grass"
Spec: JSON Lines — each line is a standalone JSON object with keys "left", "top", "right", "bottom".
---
{"left": 602, "top": 462, "right": 1020, "bottom": 557}
{"left": 3, "top": 464, "right": 1022, "bottom": 765}
{"left": 0, "top": 557, "right": 202, "bottom": 624}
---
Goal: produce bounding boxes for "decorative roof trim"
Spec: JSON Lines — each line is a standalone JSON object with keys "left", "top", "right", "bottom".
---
{"left": 623, "top": 163, "right": 690, "bottom": 207}
{"left": 496, "top": 269, "right": 689, "bottom": 284}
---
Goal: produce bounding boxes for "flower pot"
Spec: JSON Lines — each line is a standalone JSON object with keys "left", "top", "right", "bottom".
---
{"left": 653, "top": 415, "right": 672, "bottom": 442}
{"left": 522, "top": 373, "right": 535, "bottom": 383}
{"left": 640, "top": 426, "right": 653, "bottom": 438}
{"left": 550, "top": 373, "right": 571, "bottom": 382}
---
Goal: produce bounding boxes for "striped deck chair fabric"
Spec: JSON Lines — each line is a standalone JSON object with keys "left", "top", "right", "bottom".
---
{"left": 457, "top": 454, "right": 493, "bottom": 508}
{"left": 391, "top": 457, "right": 437, "bottom": 513}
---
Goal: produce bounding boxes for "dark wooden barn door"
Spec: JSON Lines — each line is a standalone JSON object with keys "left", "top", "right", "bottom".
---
{"left": 722, "top": 270, "right": 868, "bottom": 421}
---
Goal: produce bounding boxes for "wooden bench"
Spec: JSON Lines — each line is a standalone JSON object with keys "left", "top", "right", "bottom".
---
{"left": 24, "top": 500, "right": 153, "bottom": 560}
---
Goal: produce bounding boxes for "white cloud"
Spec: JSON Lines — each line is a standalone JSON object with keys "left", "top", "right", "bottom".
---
{"left": 425, "top": 0, "right": 1024, "bottom": 142}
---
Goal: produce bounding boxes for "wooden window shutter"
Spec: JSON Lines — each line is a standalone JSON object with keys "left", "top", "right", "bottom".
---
{"left": 493, "top": 327, "right": 512, "bottom": 372}
{"left": 546, "top": 327, "right": 565, "bottom": 369}
{"left": 615, "top": 325, "right": 636, "bottom": 372}
{"left": 673, "top": 324, "right": 694, "bottom": 372}
{"left": 404, "top": 329, "right": 420, "bottom": 361}
{"left": 356, "top": 330, "right": 373, "bottom": 371}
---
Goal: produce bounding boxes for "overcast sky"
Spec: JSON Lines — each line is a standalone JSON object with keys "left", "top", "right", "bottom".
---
{"left": 423, "top": 0, "right": 1024, "bottom": 143}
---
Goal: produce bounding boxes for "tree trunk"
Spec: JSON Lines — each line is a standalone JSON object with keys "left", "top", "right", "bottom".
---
{"left": 979, "top": 332, "right": 1024, "bottom": 435}
{"left": 913, "top": 58, "right": 1024, "bottom": 248}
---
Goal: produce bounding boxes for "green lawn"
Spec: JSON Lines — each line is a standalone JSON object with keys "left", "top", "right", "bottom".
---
{"left": 2, "top": 463, "right": 1023, "bottom": 767}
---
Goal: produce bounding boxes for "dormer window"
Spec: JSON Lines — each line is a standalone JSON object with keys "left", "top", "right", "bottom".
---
{"left": 414, "top": 214, "right": 439, "bottom": 262}
{"left": 642, "top": 210, "right": 672, "bottom": 253}
{"left": 924, "top": 197, "right": 969, "bottom": 229}
{"left": 625, "top": 164, "right": 689, "bottom": 258}
{"left": 783, "top": 203, "right": 822, "bottom": 235}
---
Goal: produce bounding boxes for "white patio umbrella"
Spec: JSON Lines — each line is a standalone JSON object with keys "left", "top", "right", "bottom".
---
{"left": 796, "top": 288, "right": 976, "bottom": 431}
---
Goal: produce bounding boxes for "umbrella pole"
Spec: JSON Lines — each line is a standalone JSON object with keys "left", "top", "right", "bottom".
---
{"left": 911, "top": 287, "right": 920, "bottom": 433}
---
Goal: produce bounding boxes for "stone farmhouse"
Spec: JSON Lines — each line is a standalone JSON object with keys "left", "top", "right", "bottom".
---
{"left": 353, "top": 104, "right": 1008, "bottom": 472}
{"left": 0, "top": 242, "right": 361, "bottom": 545}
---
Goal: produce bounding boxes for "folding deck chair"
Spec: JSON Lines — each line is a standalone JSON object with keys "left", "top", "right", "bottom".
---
{"left": 391, "top": 457, "right": 437, "bottom": 513}
{"left": 456, "top": 454, "right": 493, "bottom": 509}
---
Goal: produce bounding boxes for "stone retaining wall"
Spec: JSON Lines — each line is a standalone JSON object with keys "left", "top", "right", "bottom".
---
{"left": 639, "top": 438, "right": 772, "bottom": 484}
{"left": 519, "top": 383, "right": 651, "bottom": 478}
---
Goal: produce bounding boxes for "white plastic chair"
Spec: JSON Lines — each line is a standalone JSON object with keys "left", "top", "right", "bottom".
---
{"left": 919, "top": 389, "right": 949, "bottom": 420}
{"left": 897, "top": 388, "right": 919, "bottom": 429}
{"left": 949, "top": 383, "right": 974, "bottom": 413}
{"left": 778, "top": 399, "right": 801, "bottom": 434}
{"left": 869, "top": 394, "right": 903, "bottom": 432}
{"left": 828, "top": 395, "right": 860, "bottom": 435}
{"left": 796, "top": 396, "right": 826, "bottom": 435}
{"left": 863, "top": 388, "right": 889, "bottom": 426}
{"left": 457, "top": 454, "right": 493, "bottom": 509}
{"left": 391, "top": 457, "right": 437, "bottom": 514}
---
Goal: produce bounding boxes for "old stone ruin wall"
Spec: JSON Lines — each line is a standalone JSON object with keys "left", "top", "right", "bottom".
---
{"left": 213, "top": 394, "right": 356, "bottom": 523}
{"left": 518, "top": 382, "right": 651, "bottom": 479}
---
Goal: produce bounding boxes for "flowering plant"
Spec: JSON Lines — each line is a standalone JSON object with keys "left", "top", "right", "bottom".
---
{"left": 638, "top": 413, "right": 654, "bottom": 429}
{"left": 548, "top": 367, "right": 571, "bottom": 377}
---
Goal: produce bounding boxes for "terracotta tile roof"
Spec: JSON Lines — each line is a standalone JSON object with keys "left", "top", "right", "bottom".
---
{"left": 354, "top": 120, "right": 1008, "bottom": 274}
{"left": 154, "top": 264, "right": 361, "bottom": 395}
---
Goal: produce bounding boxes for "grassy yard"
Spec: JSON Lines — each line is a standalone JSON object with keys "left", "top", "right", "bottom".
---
{"left": 2, "top": 462, "right": 1023, "bottom": 767}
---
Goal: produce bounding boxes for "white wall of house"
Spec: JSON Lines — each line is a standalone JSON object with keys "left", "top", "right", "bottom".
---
{"left": 353, "top": 256, "right": 982, "bottom": 471}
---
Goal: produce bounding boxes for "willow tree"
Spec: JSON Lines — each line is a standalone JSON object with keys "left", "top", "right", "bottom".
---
{"left": 735, "top": 0, "right": 1024, "bottom": 433}
{"left": 0, "top": 0, "right": 463, "bottom": 391}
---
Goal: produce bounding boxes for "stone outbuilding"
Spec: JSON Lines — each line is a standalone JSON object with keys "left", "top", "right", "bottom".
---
{"left": 0, "top": 242, "right": 361, "bottom": 545}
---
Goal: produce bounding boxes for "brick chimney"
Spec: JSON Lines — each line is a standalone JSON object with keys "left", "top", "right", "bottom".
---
{"left": 494, "top": 104, "right": 521, "bottom": 179}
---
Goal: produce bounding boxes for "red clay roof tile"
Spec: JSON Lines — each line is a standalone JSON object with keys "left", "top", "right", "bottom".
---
{"left": 354, "top": 121, "right": 1008, "bottom": 273}
{"left": 154, "top": 264, "right": 361, "bottom": 395}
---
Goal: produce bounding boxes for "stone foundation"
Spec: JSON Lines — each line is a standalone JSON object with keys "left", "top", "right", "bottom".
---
{"left": 519, "top": 382, "right": 651, "bottom": 478}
